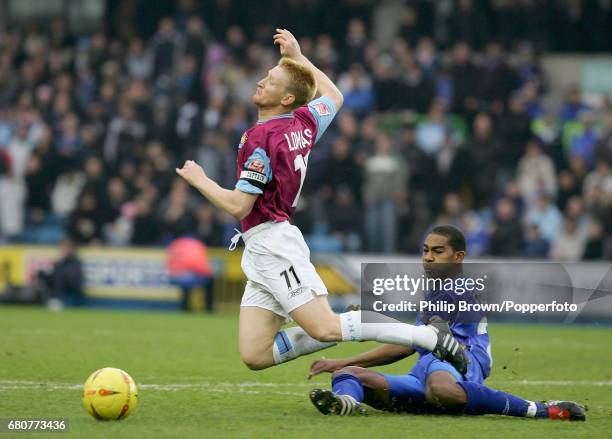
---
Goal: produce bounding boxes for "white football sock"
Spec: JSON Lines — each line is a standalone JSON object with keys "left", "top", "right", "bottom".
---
{"left": 272, "top": 327, "right": 337, "bottom": 365}
{"left": 339, "top": 310, "right": 437, "bottom": 351}
{"left": 526, "top": 401, "right": 538, "bottom": 418}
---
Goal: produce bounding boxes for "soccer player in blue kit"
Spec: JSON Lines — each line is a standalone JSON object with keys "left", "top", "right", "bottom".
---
{"left": 308, "top": 225, "right": 586, "bottom": 421}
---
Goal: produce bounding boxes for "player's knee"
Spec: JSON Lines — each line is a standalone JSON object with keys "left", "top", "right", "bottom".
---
{"left": 358, "top": 372, "right": 386, "bottom": 391}
{"left": 332, "top": 366, "right": 365, "bottom": 381}
{"left": 335, "top": 367, "right": 382, "bottom": 390}
{"left": 240, "top": 351, "right": 270, "bottom": 371}
{"left": 241, "top": 358, "right": 267, "bottom": 371}
{"left": 425, "top": 380, "right": 455, "bottom": 406}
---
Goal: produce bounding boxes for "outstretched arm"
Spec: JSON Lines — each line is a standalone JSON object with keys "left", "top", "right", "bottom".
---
{"left": 273, "top": 28, "right": 344, "bottom": 111}
{"left": 308, "top": 344, "right": 415, "bottom": 379}
{"left": 176, "top": 160, "right": 257, "bottom": 220}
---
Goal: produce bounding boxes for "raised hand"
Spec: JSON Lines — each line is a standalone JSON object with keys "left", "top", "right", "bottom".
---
{"left": 273, "top": 28, "right": 301, "bottom": 59}
{"left": 176, "top": 160, "right": 207, "bottom": 187}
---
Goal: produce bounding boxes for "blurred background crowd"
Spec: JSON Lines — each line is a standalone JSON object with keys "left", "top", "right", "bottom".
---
{"left": 0, "top": 0, "right": 611, "bottom": 260}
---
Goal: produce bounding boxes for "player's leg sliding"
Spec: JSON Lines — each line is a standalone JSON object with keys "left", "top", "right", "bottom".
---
{"left": 310, "top": 374, "right": 367, "bottom": 416}
{"left": 310, "top": 389, "right": 367, "bottom": 416}
{"left": 310, "top": 368, "right": 422, "bottom": 416}
{"left": 458, "top": 381, "right": 586, "bottom": 421}
{"left": 339, "top": 310, "right": 469, "bottom": 375}
{"left": 313, "top": 371, "right": 586, "bottom": 420}
{"left": 272, "top": 327, "right": 336, "bottom": 365}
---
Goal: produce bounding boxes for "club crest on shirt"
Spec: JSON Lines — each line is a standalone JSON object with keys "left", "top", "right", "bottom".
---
{"left": 312, "top": 102, "right": 330, "bottom": 116}
{"left": 247, "top": 159, "right": 265, "bottom": 174}
{"left": 238, "top": 132, "right": 248, "bottom": 149}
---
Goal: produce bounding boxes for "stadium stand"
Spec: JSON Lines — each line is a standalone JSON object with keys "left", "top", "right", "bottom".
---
{"left": 0, "top": 0, "right": 610, "bottom": 259}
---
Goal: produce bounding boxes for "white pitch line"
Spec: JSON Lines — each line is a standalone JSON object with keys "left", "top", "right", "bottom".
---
{"left": 0, "top": 380, "right": 309, "bottom": 396}
{"left": 0, "top": 380, "right": 313, "bottom": 387}
{"left": 1, "top": 379, "right": 611, "bottom": 393}
{"left": 494, "top": 379, "right": 612, "bottom": 386}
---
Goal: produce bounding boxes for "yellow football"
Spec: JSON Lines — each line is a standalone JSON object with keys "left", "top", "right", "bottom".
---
{"left": 82, "top": 367, "right": 138, "bottom": 420}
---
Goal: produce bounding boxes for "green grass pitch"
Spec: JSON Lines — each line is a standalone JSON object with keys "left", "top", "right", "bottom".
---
{"left": 1, "top": 306, "right": 611, "bottom": 438}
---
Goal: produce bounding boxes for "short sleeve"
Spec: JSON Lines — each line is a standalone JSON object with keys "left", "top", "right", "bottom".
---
{"left": 235, "top": 146, "right": 273, "bottom": 195}
{"left": 307, "top": 95, "right": 338, "bottom": 143}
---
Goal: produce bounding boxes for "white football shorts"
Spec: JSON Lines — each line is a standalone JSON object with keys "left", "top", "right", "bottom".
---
{"left": 239, "top": 221, "right": 328, "bottom": 319}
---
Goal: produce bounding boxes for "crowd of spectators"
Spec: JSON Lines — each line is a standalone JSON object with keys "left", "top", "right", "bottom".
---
{"left": 0, "top": 0, "right": 611, "bottom": 260}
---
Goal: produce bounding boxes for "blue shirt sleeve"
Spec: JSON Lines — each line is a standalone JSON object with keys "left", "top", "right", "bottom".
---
{"left": 236, "top": 179, "right": 262, "bottom": 194}
{"left": 307, "top": 95, "right": 338, "bottom": 143}
{"left": 235, "top": 147, "right": 272, "bottom": 195}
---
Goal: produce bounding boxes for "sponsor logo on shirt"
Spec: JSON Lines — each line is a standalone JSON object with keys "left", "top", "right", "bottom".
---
{"left": 247, "top": 159, "right": 265, "bottom": 174}
{"left": 312, "top": 102, "right": 330, "bottom": 116}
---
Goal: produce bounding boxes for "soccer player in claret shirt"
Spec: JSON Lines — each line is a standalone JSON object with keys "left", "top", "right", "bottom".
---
{"left": 176, "top": 29, "right": 467, "bottom": 373}
{"left": 307, "top": 225, "right": 586, "bottom": 421}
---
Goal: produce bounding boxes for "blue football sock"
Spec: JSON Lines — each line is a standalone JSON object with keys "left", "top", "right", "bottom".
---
{"left": 332, "top": 373, "right": 364, "bottom": 403}
{"left": 459, "top": 381, "right": 548, "bottom": 418}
